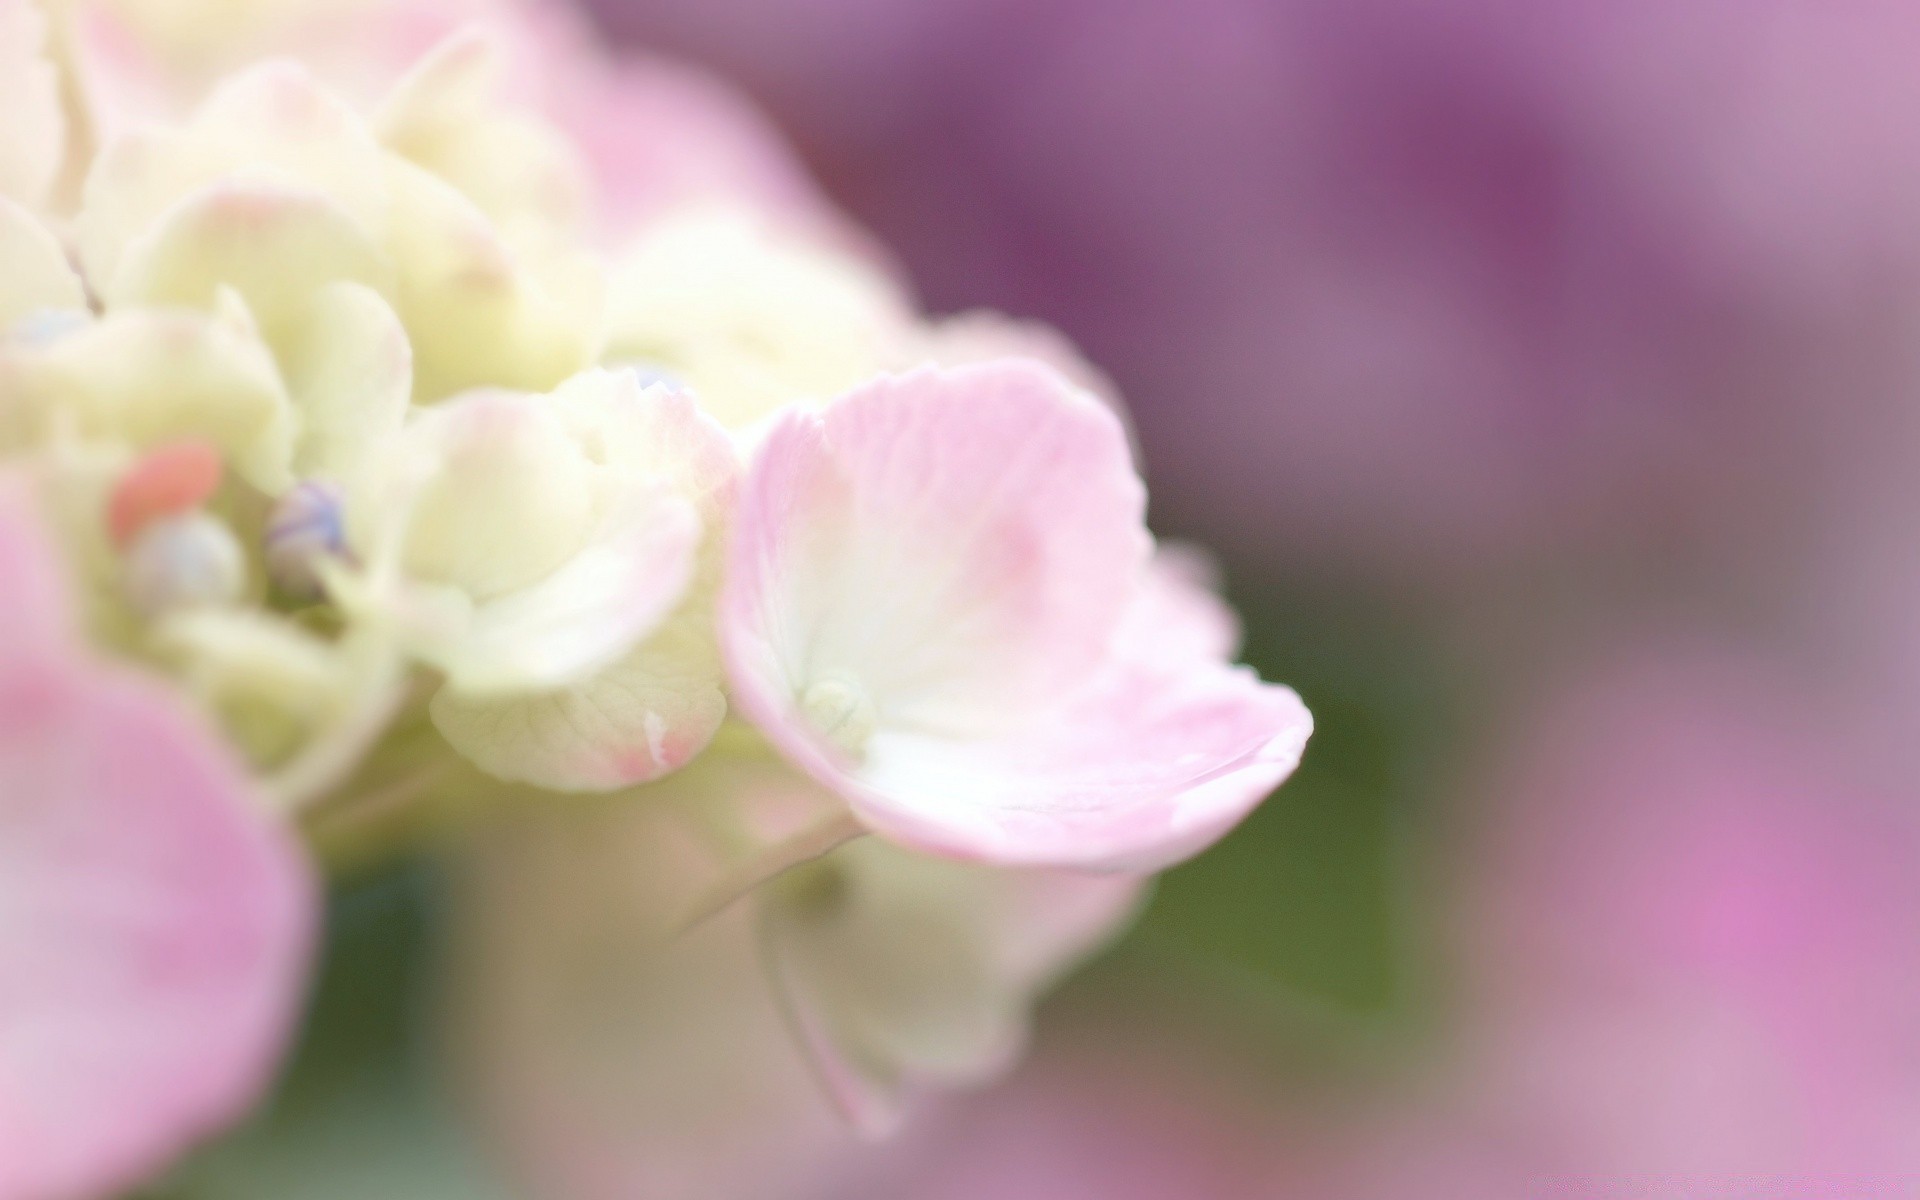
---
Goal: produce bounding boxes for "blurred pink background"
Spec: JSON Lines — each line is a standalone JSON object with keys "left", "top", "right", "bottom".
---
{"left": 590, "top": 0, "right": 1920, "bottom": 590}
{"left": 556, "top": 0, "right": 1920, "bottom": 1194}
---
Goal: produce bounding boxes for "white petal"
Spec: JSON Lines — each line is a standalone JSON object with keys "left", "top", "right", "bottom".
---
{"left": 849, "top": 657, "right": 1313, "bottom": 871}
{"left": 546, "top": 368, "right": 740, "bottom": 516}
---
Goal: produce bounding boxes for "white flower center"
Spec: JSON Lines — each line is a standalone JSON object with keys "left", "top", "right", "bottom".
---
{"left": 800, "top": 673, "right": 877, "bottom": 756}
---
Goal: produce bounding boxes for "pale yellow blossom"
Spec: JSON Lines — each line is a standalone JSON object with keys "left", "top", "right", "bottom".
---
{"left": 604, "top": 205, "right": 914, "bottom": 429}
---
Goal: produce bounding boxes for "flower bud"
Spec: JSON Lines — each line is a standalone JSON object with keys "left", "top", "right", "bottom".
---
{"left": 264, "top": 480, "right": 348, "bottom": 602}
{"left": 123, "top": 511, "right": 246, "bottom": 617}
{"left": 108, "top": 440, "right": 225, "bottom": 549}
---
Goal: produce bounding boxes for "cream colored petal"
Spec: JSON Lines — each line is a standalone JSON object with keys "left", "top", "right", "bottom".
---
{"left": 336, "top": 385, "right": 705, "bottom": 695}
{"left": 604, "top": 205, "right": 912, "bottom": 428}
{"left": 76, "top": 61, "right": 390, "bottom": 288}
{"left": 385, "top": 158, "right": 598, "bottom": 401}
{"left": 280, "top": 280, "right": 412, "bottom": 484}
{"left": 392, "top": 393, "right": 598, "bottom": 601}
{"left": 186, "top": 59, "right": 391, "bottom": 233}
{"left": 1, "top": 306, "right": 297, "bottom": 491}
{"left": 377, "top": 28, "right": 589, "bottom": 237}
{"left": 148, "top": 608, "right": 410, "bottom": 813}
{"left": 429, "top": 589, "right": 726, "bottom": 792}
{"left": 76, "top": 126, "right": 213, "bottom": 287}
{"left": 0, "top": 0, "right": 65, "bottom": 209}
{"left": 104, "top": 182, "right": 395, "bottom": 348}
{"left": 149, "top": 607, "right": 345, "bottom": 767}
{"left": 545, "top": 368, "right": 740, "bottom": 516}
{"left": 82, "top": 0, "right": 342, "bottom": 65}
{"left": 0, "top": 196, "right": 86, "bottom": 329}
{"left": 417, "top": 479, "right": 701, "bottom": 695}
{"left": 427, "top": 374, "right": 738, "bottom": 787}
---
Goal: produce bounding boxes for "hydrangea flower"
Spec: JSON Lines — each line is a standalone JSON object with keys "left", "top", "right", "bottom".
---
{"left": 0, "top": 1, "right": 1312, "bottom": 1193}
{"left": 343, "top": 368, "right": 741, "bottom": 790}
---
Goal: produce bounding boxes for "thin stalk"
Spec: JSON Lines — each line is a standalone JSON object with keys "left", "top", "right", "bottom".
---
{"left": 670, "top": 810, "right": 866, "bottom": 936}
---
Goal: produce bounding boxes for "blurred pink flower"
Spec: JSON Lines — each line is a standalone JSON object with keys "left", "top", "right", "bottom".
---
{"left": 0, "top": 477, "right": 314, "bottom": 1200}
{"left": 838, "top": 1015, "right": 1327, "bottom": 1200}
{"left": 552, "top": 45, "right": 851, "bottom": 244}
{"left": 720, "top": 361, "right": 1312, "bottom": 870}
{"left": 1346, "top": 646, "right": 1920, "bottom": 1195}
{"left": 591, "top": 0, "right": 1920, "bottom": 580}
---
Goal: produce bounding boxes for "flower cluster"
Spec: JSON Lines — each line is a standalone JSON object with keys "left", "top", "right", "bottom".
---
{"left": 0, "top": 1, "right": 1312, "bottom": 1195}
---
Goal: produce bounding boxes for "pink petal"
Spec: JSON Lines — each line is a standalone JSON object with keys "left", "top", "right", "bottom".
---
{"left": 0, "top": 478, "right": 70, "bottom": 665}
{"left": 1115, "top": 543, "right": 1243, "bottom": 667}
{"left": 0, "top": 484, "right": 314, "bottom": 1200}
{"left": 555, "top": 49, "right": 854, "bottom": 244}
{"left": 723, "top": 361, "right": 1309, "bottom": 870}
{"left": 723, "top": 360, "right": 1149, "bottom": 750}
{"left": 849, "top": 655, "right": 1312, "bottom": 871}
{"left": 898, "top": 311, "right": 1139, "bottom": 466}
